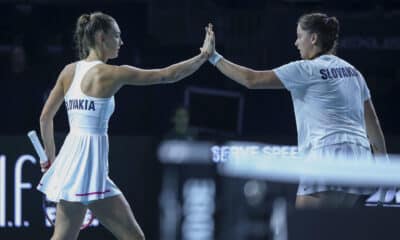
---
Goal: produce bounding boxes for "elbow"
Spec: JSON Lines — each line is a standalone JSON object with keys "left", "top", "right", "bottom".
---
{"left": 245, "top": 74, "right": 257, "bottom": 89}
{"left": 246, "top": 80, "right": 256, "bottom": 89}
{"left": 163, "top": 70, "right": 182, "bottom": 84}
{"left": 243, "top": 69, "right": 259, "bottom": 89}
{"left": 39, "top": 113, "right": 52, "bottom": 127}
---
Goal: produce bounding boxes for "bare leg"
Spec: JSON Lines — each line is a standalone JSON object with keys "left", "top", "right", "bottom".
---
{"left": 296, "top": 191, "right": 360, "bottom": 208}
{"left": 296, "top": 194, "right": 320, "bottom": 208}
{"left": 51, "top": 200, "right": 87, "bottom": 240}
{"left": 88, "top": 194, "right": 145, "bottom": 240}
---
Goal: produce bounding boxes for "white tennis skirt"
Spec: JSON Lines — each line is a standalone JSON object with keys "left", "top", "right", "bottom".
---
{"left": 37, "top": 131, "right": 121, "bottom": 203}
{"left": 297, "top": 143, "right": 377, "bottom": 196}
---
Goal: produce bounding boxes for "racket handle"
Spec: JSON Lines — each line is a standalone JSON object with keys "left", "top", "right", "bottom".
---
{"left": 27, "top": 130, "right": 48, "bottom": 164}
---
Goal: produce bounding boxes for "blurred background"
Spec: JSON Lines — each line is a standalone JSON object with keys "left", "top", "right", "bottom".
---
{"left": 0, "top": 0, "right": 400, "bottom": 239}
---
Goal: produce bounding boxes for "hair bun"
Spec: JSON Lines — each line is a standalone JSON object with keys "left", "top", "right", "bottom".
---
{"left": 78, "top": 13, "right": 90, "bottom": 26}
{"left": 325, "top": 17, "right": 338, "bottom": 26}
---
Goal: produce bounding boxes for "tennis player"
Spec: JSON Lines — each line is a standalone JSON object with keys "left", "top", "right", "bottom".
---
{"left": 207, "top": 13, "right": 387, "bottom": 208}
{"left": 37, "top": 12, "right": 213, "bottom": 239}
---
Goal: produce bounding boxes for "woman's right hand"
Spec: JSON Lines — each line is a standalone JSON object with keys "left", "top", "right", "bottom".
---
{"left": 40, "top": 159, "right": 53, "bottom": 173}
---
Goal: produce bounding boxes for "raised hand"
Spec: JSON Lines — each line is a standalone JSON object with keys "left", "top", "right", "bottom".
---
{"left": 207, "top": 23, "right": 216, "bottom": 54}
{"left": 206, "top": 23, "right": 222, "bottom": 66}
{"left": 200, "top": 23, "right": 214, "bottom": 58}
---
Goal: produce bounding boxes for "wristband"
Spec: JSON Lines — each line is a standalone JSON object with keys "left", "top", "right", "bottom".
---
{"left": 208, "top": 51, "right": 223, "bottom": 66}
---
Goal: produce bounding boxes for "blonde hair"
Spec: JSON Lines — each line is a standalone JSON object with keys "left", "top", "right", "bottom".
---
{"left": 74, "top": 12, "right": 115, "bottom": 59}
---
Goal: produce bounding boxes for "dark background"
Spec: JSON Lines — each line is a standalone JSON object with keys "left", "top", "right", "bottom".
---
{"left": 1, "top": 0, "right": 400, "bottom": 239}
{"left": 1, "top": 0, "right": 399, "bottom": 142}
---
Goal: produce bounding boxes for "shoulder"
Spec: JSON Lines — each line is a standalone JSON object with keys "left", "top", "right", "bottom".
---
{"left": 87, "top": 63, "right": 129, "bottom": 92}
{"left": 58, "top": 62, "right": 77, "bottom": 81}
{"left": 91, "top": 63, "right": 123, "bottom": 80}
{"left": 275, "top": 59, "right": 314, "bottom": 76}
{"left": 297, "top": 60, "right": 313, "bottom": 74}
{"left": 65, "top": 62, "right": 77, "bottom": 71}
{"left": 283, "top": 59, "right": 311, "bottom": 69}
{"left": 93, "top": 64, "right": 144, "bottom": 84}
{"left": 316, "top": 55, "right": 352, "bottom": 69}
{"left": 55, "top": 62, "right": 77, "bottom": 88}
{"left": 63, "top": 62, "right": 77, "bottom": 76}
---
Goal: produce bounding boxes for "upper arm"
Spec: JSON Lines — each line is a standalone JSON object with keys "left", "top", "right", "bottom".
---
{"left": 247, "top": 70, "right": 285, "bottom": 89}
{"left": 40, "top": 64, "right": 74, "bottom": 121}
{"left": 107, "top": 65, "right": 167, "bottom": 86}
{"left": 272, "top": 61, "right": 312, "bottom": 91}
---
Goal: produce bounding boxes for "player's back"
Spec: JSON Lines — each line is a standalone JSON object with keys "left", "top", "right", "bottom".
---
{"left": 64, "top": 60, "right": 115, "bottom": 135}
{"left": 297, "top": 55, "right": 370, "bottom": 150}
{"left": 305, "top": 55, "right": 367, "bottom": 126}
{"left": 273, "top": 54, "right": 371, "bottom": 151}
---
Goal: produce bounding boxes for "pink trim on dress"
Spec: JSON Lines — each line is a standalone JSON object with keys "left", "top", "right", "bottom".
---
{"left": 75, "top": 189, "right": 110, "bottom": 196}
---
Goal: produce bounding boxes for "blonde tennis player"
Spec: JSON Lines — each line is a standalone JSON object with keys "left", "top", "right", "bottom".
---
{"left": 37, "top": 12, "right": 213, "bottom": 240}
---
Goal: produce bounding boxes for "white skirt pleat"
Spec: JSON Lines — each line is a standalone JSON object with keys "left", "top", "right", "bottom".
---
{"left": 297, "top": 143, "right": 377, "bottom": 196}
{"left": 37, "top": 132, "right": 121, "bottom": 202}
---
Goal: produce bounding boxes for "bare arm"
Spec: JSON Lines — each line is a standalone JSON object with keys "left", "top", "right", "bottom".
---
{"left": 364, "top": 99, "right": 390, "bottom": 202}
{"left": 364, "top": 99, "right": 387, "bottom": 155}
{"left": 111, "top": 52, "right": 208, "bottom": 86}
{"left": 39, "top": 65, "right": 72, "bottom": 171}
{"left": 215, "top": 58, "right": 284, "bottom": 89}
{"left": 104, "top": 25, "right": 213, "bottom": 88}
{"left": 208, "top": 24, "right": 284, "bottom": 89}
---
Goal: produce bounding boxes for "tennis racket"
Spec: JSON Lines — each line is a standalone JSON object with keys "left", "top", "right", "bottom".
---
{"left": 27, "top": 130, "right": 96, "bottom": 229}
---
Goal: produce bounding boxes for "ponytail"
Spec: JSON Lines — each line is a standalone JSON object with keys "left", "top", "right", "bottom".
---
{"left": 74, "top": 14, "right": 90, "bottom": 59}
{"left": 73, "top": 12, "right": 115, "bottom": 59}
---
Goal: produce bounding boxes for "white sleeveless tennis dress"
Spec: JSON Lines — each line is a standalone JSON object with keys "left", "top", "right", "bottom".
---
{"left": 37, "top": 60, "right": 121, "bottom": 203}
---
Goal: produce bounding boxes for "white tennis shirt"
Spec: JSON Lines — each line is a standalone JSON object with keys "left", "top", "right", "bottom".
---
{"left": 273, "top": 54, "right": 371, "bottom": 153}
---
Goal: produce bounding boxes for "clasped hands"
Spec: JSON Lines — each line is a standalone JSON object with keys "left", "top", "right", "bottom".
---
{"left": 200, "top": 23, "right": 222, "bottom": 66}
